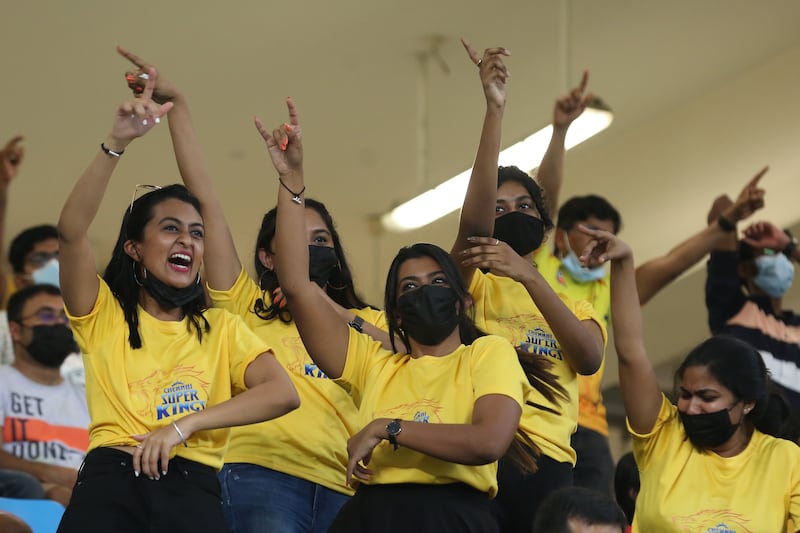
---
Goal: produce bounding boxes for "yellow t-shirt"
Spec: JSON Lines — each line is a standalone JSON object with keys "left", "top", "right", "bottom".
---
{"left": 209, "top": 268, "right": 385, "bottom": 495}
{"left": 468, "top": 268, "right": 606, "bottom": 465}
{"left": 534, "top": 246, "right": 611, "bottom": 436}
{"left": 630, "top": 394, "right": 800, "bottom": 532}
{"left": 67, "top": 277, "right": 269, "bottom": 470}
{"left": 340, "top": 331, "right": 530, "bottom": 498}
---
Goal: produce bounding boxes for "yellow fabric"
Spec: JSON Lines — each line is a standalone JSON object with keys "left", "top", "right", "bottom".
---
{"left": 630, "top": 394, "right": 800, "bottom": 532}
{"left": 468, "top": 268, "right": 606, "bottom": 465}
{"left": 67, "top": 276, "right": 269, "bottom": 470}
{"left": 339, "top": 332, "right": 529, "bottom": 498}
{"left": 533, "top": 246, "right": 611, "bottom": 436}
{"left": 209, "top": 268, "right": 385, "bottom": 495}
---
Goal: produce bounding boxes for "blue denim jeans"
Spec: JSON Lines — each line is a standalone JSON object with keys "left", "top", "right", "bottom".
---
{"left": 219, "top": 463, "right": 349, "bottom": 533}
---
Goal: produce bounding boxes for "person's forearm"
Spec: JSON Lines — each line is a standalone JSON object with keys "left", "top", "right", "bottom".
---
{"left": 0, "top": 449, "right": 48, "bottom": 481}
{"left": 370, "top": 414, "right": 517, "bottom": 466}
{"left": 536, "top": 125, "right": 568, "bottom": 216}
{"left": 57, "top": 144, "right": 124, "bottom": 243}
{"left": 455, "top": 105, "right": 504, "bottom": 246}
{"left": 169, "top": 96, "right": 241, "bottom": 290}
{"left": 179, "top": 378, "right": 299, "bottom": 438}
{"left": 518, "top": 268, "right": 603, "bottom": 375}
{"left": 636, "top": 222, "right": 731, "bottom": 305}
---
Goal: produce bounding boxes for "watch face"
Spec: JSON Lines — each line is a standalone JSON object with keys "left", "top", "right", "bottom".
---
{"left": 387, "top": 420, "right": 401, "bottom": 436}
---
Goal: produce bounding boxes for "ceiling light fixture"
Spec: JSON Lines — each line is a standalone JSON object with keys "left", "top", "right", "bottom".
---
{"left": 380, "top": 99, "right": 613, "bottom": 232}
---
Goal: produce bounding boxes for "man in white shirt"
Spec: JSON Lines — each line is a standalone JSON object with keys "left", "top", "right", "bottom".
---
{"left": 0, "top": 284, "right": 89, "bottom": 506}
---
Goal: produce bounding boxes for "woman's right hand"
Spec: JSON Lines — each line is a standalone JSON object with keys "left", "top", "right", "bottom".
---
{"left": 461, "top": 38, "right": 510, "bottom": 108}
{"left": 108, "top": 68, "right": 174, "bottom": 149}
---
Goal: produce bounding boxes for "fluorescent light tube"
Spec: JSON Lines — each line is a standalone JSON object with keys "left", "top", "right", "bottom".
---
{"left": 381, "top": 105, "right": 613, "bottom": 232}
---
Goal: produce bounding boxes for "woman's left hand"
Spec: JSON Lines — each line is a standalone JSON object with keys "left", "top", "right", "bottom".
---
{"left": 345, "top": 421, "right": 383, "bottom": 486}
{"left": 132, "top": 420, "right": 191, "bottom": 479}
{"left": 254, "top": 97, "right": 303, "bottom": 177}
{"left": 576, "top": 225, "right": 632, "bottom": 267}
{"left": 459, "top": 236, "right": 536, "bottom": 282}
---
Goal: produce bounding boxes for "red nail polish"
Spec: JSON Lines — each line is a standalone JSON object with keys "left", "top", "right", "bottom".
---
{"left": 284, "top": 123, "right": 293, "bottom": 132}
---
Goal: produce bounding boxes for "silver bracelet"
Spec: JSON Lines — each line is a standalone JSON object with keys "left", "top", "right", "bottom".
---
{"left": 172, "top": 421, "right": 189, "bottom": 447}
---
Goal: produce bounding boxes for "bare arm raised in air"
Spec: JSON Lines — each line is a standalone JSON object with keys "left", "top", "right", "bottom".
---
{"left": 579, "top": 226, "right": 662, "bottom": 433}
{"left": 450, "top": 38, "right": 510, "bottom": 282}
{"left": 635, "top": 167, "right": 766, "bottom": 305}
{"left": 118, "top": 47, "right": 241, "bottom": 291}
{"left": 535, "top": 71, "right": 593, "bottom": 216}
{"left": 57, "top": 71, "right": 174, "bottom": 317}
{"left": 0, "top": 136, "right": 24, "bottom": 307}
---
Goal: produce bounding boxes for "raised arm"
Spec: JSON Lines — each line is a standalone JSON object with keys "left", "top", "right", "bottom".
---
{"left": 57, "top": 71, "right": 174, "bottom": 317}
{"left": 579, "top": 226, "right": 662, "bottom": 433}
{"left": 635, "top": 167, "right": 767, "bottom": 305}
{"left": 535, "top": 71, "right": 592, "bottom": 216}
{"left": 261, "top": 99, "right": 350, "bottom": 379}
{"left": 0, "top": 136, "right": 24, "bottom": 307}
{"left": 118, "top": 47, "right": 241, "bottom": 291}
{"left": 450, "top": 39, "right": 509, "bottom": 283}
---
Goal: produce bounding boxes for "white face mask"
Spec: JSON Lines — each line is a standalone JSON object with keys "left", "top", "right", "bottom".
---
{"left": 560, "top": 237, "right": 606, "bottom": 283}
{"left": 31, "top": 258, "right": 60, "bottom": 288}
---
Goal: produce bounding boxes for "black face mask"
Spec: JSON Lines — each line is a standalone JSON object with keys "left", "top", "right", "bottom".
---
{"left": 493, "top": 211, "right": 545, "bottom": 256}
{"left": 25, "top": 324, "right": 78, "bottom": 368}
{"left": 141, "top": 269, "right": 205, "bottom": 309}
{"left": 679, "top": 406, "right": 740, "bottom": 449}
{"left": 309, "top": 246, "right": 339, "bottom": 288}
{"left": 397, "top": 285, "right": 460, "bottom": 346}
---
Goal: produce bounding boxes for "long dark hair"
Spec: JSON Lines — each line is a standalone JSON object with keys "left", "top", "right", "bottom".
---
{"left": 252, "top": 198, "right": 370, "bottom": 322}
{"left": 103, "top": 184, "right": 209, "bottom": 349}
{"left": 384, "top": 243, "right": 568, "bottom": 472}
{"left": 676, "top": 335, "right": 788, "bottom": 437}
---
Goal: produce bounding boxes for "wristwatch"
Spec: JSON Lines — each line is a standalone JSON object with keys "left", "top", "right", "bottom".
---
{"left": 348, "top": 315, "right": 365, "bottom": 333}
{"left": 386, "top": 419, "right": 402, "bottom": 451}
{"left": 783, "top": 229, "right": 798, "bottom": 258}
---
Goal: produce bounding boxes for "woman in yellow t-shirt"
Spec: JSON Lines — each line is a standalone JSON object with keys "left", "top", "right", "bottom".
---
{"left": 55, "top": 69, "right": 299, "bottom": 533}
{"left": 260, "top": 98, "right": 556, "bottom": 532}
{"left": 117, "top": 48, "right": 387, "bottom": 533}
{"left": 583, "top": 227, "right": 800, "bottom": 533}
{"left": 452, "top": 41, "right": 606, "bottom": 532}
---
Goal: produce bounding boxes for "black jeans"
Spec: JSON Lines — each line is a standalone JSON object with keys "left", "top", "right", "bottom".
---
{"left": 492, "top": 452, "right": 574, "bottom": 533}
{"left": 331, "top": 483, "right": 498, "bottom": 533}
{"left": 57, "top": 448, "right": 228, "bottom": 533}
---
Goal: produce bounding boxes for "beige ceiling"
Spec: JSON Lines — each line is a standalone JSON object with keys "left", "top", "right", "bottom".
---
{"left": 3, "top": 1, "right": 800, "bottom": 386}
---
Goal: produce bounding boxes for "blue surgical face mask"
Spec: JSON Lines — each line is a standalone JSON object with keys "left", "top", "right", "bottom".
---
{"left": 753, "top": 253, "right": 794, "bottom": 298}
{"left": 31, "top": 258, "right": 60, "bottom": 288}
{"left": 560, "top": 239, "right": 606, "bottom": 284}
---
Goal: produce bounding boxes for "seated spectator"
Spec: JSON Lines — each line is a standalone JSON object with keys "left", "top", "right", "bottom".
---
{"left": 532, "top": 486, "right": 627, "bottom": 533}
{"left": 0, "top": 285, "right": 89, "bottom": 506}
